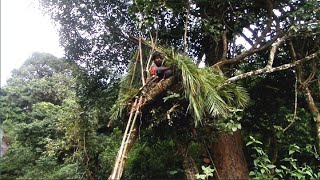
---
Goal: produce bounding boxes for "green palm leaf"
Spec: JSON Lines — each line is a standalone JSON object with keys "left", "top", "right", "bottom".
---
{"left": 109, "top": 45, "right": 249, "bottom": 126}
{"left": 163, "top": 51, "right": 249, "bottom": 125}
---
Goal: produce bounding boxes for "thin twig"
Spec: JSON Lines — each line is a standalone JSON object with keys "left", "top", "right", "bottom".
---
{"left": 239, "top": 31, "right": 254, "bottom": 47}
{"left": 283, "top": 72, "right": 298, "bottom": 133}
{"left": 205, "top": 144, "right": 221, "bottom": 180}
{"left": 166, "top": 104, "right": 180, "bottom": 120}
{"left": 183, "top": 1, "right": 190, "bottom": 53}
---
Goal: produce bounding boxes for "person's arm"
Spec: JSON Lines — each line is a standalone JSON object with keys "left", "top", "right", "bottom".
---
{"left": 156, "top": 67, "right": 170, "bottom": 74}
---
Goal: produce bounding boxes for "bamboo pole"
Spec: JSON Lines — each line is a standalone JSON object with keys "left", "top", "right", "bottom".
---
{"left": 109, "top": 77, "right": 175, "bottom": 180}
{"left": 109, "top": 98, "right": 138, "bottom": 180}
{"left": 109, "top": 96, "right": 144, "bottom": 180}
{"left": 130, "top": 51, "right": 140, "bottom": 87}
{"left": 139, "top": 38, "right": 146, "bottom": 86}
{"left": 118, "top": 96, "right": 144, "bottom": 177}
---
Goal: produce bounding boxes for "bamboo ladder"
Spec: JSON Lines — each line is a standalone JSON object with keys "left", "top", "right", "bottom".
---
{"left": 109, "top": 95, "right": 144, "bottom": 180}
{"left": 109, "top": 38, "right": 157, "bottom": 180}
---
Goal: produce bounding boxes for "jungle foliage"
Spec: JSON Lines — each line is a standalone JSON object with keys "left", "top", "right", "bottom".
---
{"left": 1, "top": 0, "right": 319, "bottom": 179}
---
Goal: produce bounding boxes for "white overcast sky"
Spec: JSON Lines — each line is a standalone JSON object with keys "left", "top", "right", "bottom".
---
{"left": 0, "top": 0, "right": 252, "bottom": 87}
{"left": 1, "top": 0, "right": 64, "bottom": 86}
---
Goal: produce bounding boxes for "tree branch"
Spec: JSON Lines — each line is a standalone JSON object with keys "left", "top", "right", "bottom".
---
{"left": 221, "top": 31, "right": 228, "bottom": 60}
{"left": 214, "top": 2, "right": 280, "bottom": 69}
{"left": 213, "top": 33, "right": 283, "bottom": 68}
{"left": 266, "top": 35, "right": 288, "bottom": 68}
{"left": 224, "top": 50, "right": 320, "bottom": 84}
{"left": 143, "top": 77, "right": 175, "bottom": 103}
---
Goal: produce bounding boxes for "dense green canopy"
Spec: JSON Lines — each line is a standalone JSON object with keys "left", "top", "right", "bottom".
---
{"left": 0, "top": 0, "right": 319, "bottom": 179}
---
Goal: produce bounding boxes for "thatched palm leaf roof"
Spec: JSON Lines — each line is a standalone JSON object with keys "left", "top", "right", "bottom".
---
{"left": 109, "top": 47, "right": 249, "bottom": 126}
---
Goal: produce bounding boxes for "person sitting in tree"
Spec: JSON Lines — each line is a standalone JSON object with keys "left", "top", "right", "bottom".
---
{"left": 150, "top": 52, "right": 172, "bottom": 79}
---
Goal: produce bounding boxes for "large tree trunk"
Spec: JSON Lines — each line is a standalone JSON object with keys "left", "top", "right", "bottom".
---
{"left": 197, "top": 17, "right": 250, "bottom": 178}
{"left": 182, "top": 154, "right": 199, "bottom": 180}
{"left": 211, "top": 130, "right": 249, "bottom": 179}
{"left": 176, "top": 143, "right": 199, "bottom": 180}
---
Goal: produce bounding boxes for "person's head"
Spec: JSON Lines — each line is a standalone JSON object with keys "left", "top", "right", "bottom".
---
{"left": 152, "top": 52, "right": 164, "bottom": 67}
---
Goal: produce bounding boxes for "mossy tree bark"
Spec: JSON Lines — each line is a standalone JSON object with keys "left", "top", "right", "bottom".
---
{"left": 211, "top": 130, "right": 249, "bottom": 179}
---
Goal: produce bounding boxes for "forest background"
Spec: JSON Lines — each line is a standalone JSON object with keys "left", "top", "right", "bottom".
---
{"left": 0, "top": 0, "right": 319, "bottom": 179}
